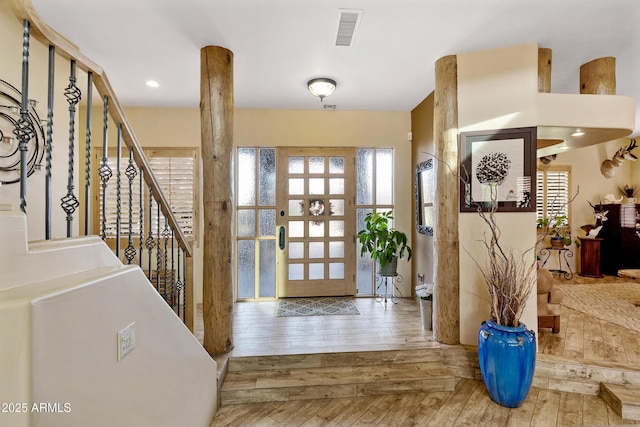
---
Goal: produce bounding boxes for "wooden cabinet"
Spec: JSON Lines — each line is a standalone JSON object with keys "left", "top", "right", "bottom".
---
{"left": 578, "top": 237, "right": 603, "bottom": 278}
{"left": 597, "top": 203, "right": 640, "bottom": 275}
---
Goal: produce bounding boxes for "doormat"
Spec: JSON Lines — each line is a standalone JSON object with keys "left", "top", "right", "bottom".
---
{"left": 277, "top": 297, "right": 360, "bottom": 317}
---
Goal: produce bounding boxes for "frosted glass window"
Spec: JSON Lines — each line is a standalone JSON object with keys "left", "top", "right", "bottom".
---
{"left": 289, "top": 178, "right": 304, "bottom": 195}
{"left": 237, "top": 240, "right": 255, "bottom": 299}
{"left": 309, "top": 263, "right": 324, "bottom": 280}
{"left": 238, "top": 148, "right": 256, "bottom": 206}
{"left": 329, "top": 220, "right": 344, "bottom": 237}
{"left": 288, "top": 221, "right": 304, "bottom": 237}
{"left": 258, "top": 148, "right": 276, "bottom": 206}
{"left": 356, "top": 208, "right": 374, "bottom": 295}
{"left": 330, "top": 199, "right": 344, "bottom": 216}
{"left": 259, "top": 240, "right": 276, "bottom": 298}
{"left": 329, "top": 157, "right": 344, "bottom": 174}
{"left": 329, "top": 241, "right": 344, "bottom": 258}
{"left": 309, "top": 156, "right": 325, "bottom": 174}
{"left": 329, "top": 263, "right": 344, "bottom": 279}
{"left": 288, "top": 157, "right": 304, "bottom": 174}
{"left": 309, "top": 220, "right": 324, "bottom": 237}
{"left": 357, "top": 149, "right": 373, "bottom": 205}
{"left": 289, "top": 200, "right": 304, "bottom": 216}
{"left": 329, "top": 178, "right": 344, "bottom": 195}
{"left": 237, "top": 210, "right": 255, "bottom": 237}
{"left": 288, "top": 264, "right": 304, "bottom": 280}
{"left": 309, "top": 178, "right": 324, "bottom": 195}
{"left": 376, "top": 149, "right": 393, "bottom": 204}
{"left": 258, "top": 209, "right": 275, "bottom": 236}
{"left": 288, "top": 242, "right": 304, "bottom": 259}
{"left": 309, "top": 242, "right": 324, "bottom": 258}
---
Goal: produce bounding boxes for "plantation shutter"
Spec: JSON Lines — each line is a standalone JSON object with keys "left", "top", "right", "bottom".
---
{"left": 99, "top": 151, "right": 195, "bottom": 238}
{"left": 149, "top": 156, "right": 194, "bottom": 236}
{"left": 536, "top": 167, "right": 570, "bottom": 219}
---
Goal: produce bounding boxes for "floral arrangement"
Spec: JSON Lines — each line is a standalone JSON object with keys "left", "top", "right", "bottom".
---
{"left": 416, "top": 283, "right": 434, "bottom": 301}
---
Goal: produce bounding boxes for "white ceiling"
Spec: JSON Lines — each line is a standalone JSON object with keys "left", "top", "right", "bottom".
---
{"left": 31, "top": 0, "right": 640, "bottom": 137}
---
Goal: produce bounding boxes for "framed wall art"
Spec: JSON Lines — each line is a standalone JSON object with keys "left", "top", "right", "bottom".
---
{"left": 459, "top": 127, "right": 536, "bottom": 213}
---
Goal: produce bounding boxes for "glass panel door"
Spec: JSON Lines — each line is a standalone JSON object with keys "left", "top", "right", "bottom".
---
{"left": 276, "top": 147, "right": 356, "bottom": 297}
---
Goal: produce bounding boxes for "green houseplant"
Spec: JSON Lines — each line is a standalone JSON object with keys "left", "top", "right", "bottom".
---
{"left": 357, "top": 210, "right": 412, "bottom": 276}
{"left": 536, "top": 214, "right": 571, "bottom": 247}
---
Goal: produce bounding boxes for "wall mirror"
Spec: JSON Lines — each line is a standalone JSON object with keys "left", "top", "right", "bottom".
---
{"left": 415, "top": 158, "right": 434, "bottom": 236}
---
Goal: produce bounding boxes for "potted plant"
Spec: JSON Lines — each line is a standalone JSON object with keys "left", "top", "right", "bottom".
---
{"left": 536, "top": 215, "right": 571, "bottom": 247}
{"left": 357, "top": 210, "right": 412, "bottom": 276}
{"left": 465, "top": 171, "right": 537, "bottom": 408}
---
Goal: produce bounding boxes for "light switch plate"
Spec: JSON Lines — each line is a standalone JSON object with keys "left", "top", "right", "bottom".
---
{"left": 117, "top": 322, "right": 136, "bottom": 361}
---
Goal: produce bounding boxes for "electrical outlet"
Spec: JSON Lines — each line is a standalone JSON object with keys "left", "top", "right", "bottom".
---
{"left": 417, "top": 273, "right": 424, "bottom": 283}
{"left": 117, "top": 322, "right": 136, "bottom": 361}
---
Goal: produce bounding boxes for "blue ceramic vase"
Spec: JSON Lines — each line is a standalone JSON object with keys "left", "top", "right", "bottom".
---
{"left": 477, "top": 319, "right": 536, "bottom": 408}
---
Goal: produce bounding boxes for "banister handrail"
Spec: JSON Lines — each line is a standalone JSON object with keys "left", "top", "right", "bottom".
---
{"left": 10, "top": 0, "right": 193, "bottom": 258}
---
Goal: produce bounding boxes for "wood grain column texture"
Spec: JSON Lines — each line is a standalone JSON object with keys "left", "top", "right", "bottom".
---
{"left": 200, "top": 46, "right": 234, "bottom": 355}
{"left": 580, "top": 57, "right": 616, "bottom": 95}
{"left": 538, "top": 48, "right": 552, "bottom": 93}
{"left": 433, "top": 55, "right": 460, "bottom": 344}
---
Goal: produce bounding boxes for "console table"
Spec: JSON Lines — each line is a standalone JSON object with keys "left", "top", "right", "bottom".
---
{"left": 539, "top": 246, "right": 574, "bottom": 280}
{"left": 578, "top": 237, "right": 603, "bottom": 278}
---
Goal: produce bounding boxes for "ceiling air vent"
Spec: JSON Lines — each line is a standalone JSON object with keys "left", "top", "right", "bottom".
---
{"left": 335, "top": 9, "right": 363, "bottom": 47}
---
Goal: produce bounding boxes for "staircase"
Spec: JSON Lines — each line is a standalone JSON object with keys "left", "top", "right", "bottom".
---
{"left": 219, "top": 348, "right": 455, "bottom": 406}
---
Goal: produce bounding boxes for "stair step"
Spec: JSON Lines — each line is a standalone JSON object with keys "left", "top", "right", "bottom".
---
{"left": 600, "top": 383, "right": 640, "bottom": 421}
{"left": 228, "top": 347, "right": 442, "bottom": 372}
{"left": 221, "top": 359, "right": 455, "bottom": 405}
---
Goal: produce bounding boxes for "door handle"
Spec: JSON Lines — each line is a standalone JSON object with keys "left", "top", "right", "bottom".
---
{"left": 279, "top": 226, "right": 285, "bottom": 250}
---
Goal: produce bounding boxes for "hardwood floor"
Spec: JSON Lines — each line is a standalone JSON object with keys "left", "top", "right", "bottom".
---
{"left": 204, "top": 275, "right": 640, "bottom": 426}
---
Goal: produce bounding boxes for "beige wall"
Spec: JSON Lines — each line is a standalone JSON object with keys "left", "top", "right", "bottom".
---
{"left": 411, "top": 93, "right": 435, "bottom": 287}
{"left": 457, "top": 43, "right": 540, "bottom": 345}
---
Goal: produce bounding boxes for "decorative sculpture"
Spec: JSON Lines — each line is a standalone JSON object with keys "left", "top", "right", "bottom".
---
{"left": 600, "top": 139, "right": 637, "bottom": 178}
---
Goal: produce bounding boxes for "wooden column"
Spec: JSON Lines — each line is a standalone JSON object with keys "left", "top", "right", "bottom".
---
{"left": 580, "top": 57, "right": 616, "bottom": 95}
{"left": 538, "top": 48, "right": 552, "bottom": 93}
{"left": 433, "top": 55, "right": 460, "bottom": 344}
{"left": 200, "top": 46, "right": 234, "bottom": 355}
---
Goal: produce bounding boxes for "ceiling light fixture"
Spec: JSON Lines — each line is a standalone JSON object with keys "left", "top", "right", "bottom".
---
{"left": 146, "top": 80, "right": 159, "bottom": 88}
{"left": 571, "top": 130, "right": 585, "bottom": 137}
{"left": 307, "top": 78, "right": 336, "bottom": 102}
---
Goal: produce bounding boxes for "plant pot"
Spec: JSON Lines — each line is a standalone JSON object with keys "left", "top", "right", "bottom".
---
{"left": 418, "top": 298, "right": 432, "bottom": 330}
{"left": 550, "top": 238, "right": 565, "bottom": 248}
{"left": 378, "top": 256, "right": 398, "bottom": 277}
{"left": 478, "top": 319, "right": 536, "bottom": 408}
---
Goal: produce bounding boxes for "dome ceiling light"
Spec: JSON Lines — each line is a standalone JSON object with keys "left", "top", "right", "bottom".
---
{"left": 307, "top": 78, "right": 336, "bottom": 102}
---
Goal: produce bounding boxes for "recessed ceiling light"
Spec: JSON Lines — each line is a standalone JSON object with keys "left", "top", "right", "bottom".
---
{"left": 571, "top": 130, "right": 585, "bottom": 137}
{"left": 146, "top": 80, "right": 159, "bottom": 88}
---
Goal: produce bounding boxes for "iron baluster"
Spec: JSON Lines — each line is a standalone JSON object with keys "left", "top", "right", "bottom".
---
{"left": 61, "top": 59, "right": 81, "bottom": 237}
{"left": 115, "top": 123, "right": 122, "bottom": 258}
{"left": 171, "top": 230, "right": 176, "bottom": 311}
{"left": 145, "top": 185, "right": 155, "bottom": 282}
{"left": 139, "top": 167, "right": 144, "bottom": 268}
{"left": 83, "top": 71, "right": 92, "bottom": 236}
{"left": 98, "top": 96, "right": 111, "bottom": 240}
{"left": 156, "top": 201, "right": 161, "bottom": 292}
{"left": 124, "top": 147, "right": 137, "bottom": 264}
{"left": 176, "top": 246, "right": 183, "bottom": 319}
{"left": 162, "top": 216, "right": 170, "bottom": 304}
{"left": 181, "top": 249, "right": 186, "bottom": 319}
{"left": 16, "top": 20, "right": 33, "bottom": 214}
{"left": 45, "top": 45, "right": 55, "bottom": 239}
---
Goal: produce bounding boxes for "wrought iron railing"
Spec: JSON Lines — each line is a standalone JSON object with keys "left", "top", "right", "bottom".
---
{"left": 7, "top": 0, "right": 195, "bottom": 331}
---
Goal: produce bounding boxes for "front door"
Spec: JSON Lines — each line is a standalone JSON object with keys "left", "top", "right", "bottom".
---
{"left": 276, "top": 147, "right": 356, "bottom": 297}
